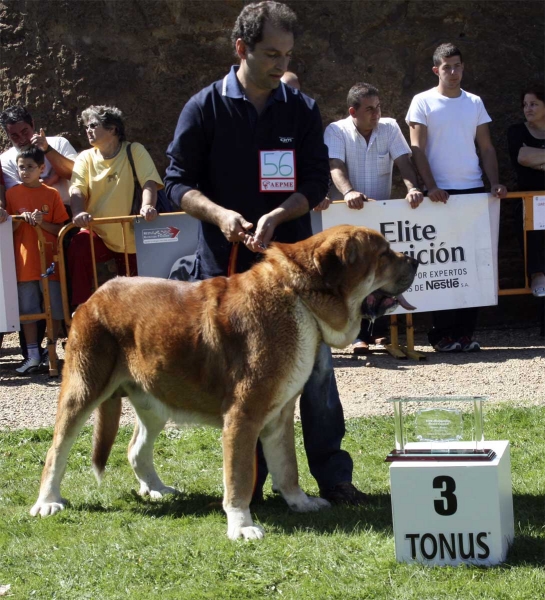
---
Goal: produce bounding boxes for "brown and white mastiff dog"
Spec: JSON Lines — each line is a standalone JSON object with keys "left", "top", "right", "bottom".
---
{"left": 30, "top": 225, "right": 418, "bottom": 540}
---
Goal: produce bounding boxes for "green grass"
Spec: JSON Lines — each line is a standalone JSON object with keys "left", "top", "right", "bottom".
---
{"left": 0, "top": 405, "right": 544, "bottom": 599}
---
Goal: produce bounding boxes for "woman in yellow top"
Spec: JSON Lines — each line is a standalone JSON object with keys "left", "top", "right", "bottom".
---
{"left": 68, "top": 105, "right": 163, "bottom": 306}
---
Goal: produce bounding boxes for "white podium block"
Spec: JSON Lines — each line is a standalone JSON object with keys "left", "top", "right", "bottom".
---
{"left": 0, "top": 217, "right": 20, "bottom": 332}
{"left": 389, "top": 440, "right": 514, "bottom": 566}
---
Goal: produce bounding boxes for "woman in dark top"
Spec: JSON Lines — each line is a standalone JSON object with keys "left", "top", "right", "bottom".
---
{"left": 507, "top": 84, "right": 545, "bottom": 297}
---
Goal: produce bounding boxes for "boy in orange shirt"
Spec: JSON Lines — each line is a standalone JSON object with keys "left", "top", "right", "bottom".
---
{"left": 3, "top": 147, "right": 69, "bottom": 373}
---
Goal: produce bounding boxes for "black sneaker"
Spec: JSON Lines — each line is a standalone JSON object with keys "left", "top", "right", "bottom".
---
{"left": 459, "top": 336, "right": 481, "bottom": 352}
{"left": 433, "top": 337, "right": 462, "bottom": 352}
{"left": 320, "top": 482, "right": 369, "bottom": 506}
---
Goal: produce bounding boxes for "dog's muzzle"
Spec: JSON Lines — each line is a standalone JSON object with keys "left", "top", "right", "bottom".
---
{"left": 361, "top": 291, "right": 416, "bottom": 322}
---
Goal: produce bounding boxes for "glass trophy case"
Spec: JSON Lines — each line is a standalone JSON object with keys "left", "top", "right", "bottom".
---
{"left": 385, "top": 396, "right": 496, "bottom": 461}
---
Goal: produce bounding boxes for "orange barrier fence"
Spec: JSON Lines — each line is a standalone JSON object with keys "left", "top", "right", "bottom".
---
{"left": 42, "top": 191, "right": 545, "bottom": 370}
{"left": 499, "top": 191, "right": 544, "bottom": 296}
{"left": 56, "top": 215, "right": 159, "bottom": 327}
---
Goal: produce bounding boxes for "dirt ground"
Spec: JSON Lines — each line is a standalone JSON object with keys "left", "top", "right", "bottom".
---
{"left": 1, "top": 326, "right": 543, "bottom": 431}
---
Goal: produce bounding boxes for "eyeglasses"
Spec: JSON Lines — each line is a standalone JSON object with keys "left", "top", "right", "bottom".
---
{"left": 85, "top": 122, "right": 101, "bottom": 131}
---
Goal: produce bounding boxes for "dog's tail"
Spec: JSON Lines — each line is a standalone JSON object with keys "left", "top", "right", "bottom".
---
{"left": 92, "top": 394, "right": 123, "bottom": 483}
{"left": 93, "top": 395, "right": 121, "bottom": 483}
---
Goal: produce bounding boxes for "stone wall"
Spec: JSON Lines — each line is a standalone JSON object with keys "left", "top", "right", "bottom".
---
{"left": 1, "top": 0, "right": 544, "bottom": 289}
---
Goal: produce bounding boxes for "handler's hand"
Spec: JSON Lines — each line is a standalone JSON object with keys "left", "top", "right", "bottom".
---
{"left": 244, "top": 212, "right": 278, "bottom": 253}
{"left": 427, "top": 187, "right": 449, "bottom": 203}
{"left": 140, "top": 205, "right": 158, "bottom": 222}
{"left": 490, "top": 183, "right": 507, "bottom": 198}
{"left": 344, "top": 190, "right": 367, "bottom": 210}
{"left": 219, "top": 209, "right": 253, "bottom": 243}
{"left": 73, "top": 211, "right": 93, "bottom": 228}
{"left": 31, "top": 128, "right": 49, "bottom": 152}
{"left": 406, "top": 188, "right": 424, "bottom": 209}
{"left": 0, "top": 207, "right": 8, "bottom": 224}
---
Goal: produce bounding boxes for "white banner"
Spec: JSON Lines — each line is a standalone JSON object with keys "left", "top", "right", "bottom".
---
{"left": 320, "top": 194, "right": 501, "bottom": 314}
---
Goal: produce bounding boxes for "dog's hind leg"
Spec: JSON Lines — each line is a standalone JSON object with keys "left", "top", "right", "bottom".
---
{"left": 30, "top": 381, "right": 116, "bottom": 517}
{"left": 127, "top": 391, "right": 178, "bottom": 499}
{"left": 31, "top": 311, "right": 123, "bottom": 518}
{"left": 260, "top": 396, "right": 330, "bottom": 513}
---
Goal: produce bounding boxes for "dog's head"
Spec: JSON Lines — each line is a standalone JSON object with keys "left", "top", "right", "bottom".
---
{"left": 270, "top": 225, "right": 418, "bottom": 345}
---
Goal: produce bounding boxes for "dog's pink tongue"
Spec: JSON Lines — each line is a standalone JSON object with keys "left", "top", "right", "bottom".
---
{"left": 366, "top": 293, "right": 377, "bottom": 307}
{"left": 397, "top": 293, "right": 416, "bottom": 311}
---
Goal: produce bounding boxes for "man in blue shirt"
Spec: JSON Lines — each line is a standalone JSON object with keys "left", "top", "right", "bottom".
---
{"left": 165, "top": 1, "right": 367, "bottom": 505}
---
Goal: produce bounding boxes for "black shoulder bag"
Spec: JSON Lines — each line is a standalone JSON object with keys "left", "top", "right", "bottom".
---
{"left": 127, "top": 143, "right": 178, "bottom": 214}
{"left": 127, "top": 143, "right": 143, "bottom": 216}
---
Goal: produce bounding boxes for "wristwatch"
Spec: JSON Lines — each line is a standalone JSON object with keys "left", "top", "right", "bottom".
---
{"left": 44, "top": 145, "right": 52, "bottom": 154}
{"left": 409, "top": 187, "right": 421, "bottom": 192}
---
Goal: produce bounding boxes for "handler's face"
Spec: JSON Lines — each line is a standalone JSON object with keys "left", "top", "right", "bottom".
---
{"left": 239, "top": 21, "right": 294, "bottom": 92}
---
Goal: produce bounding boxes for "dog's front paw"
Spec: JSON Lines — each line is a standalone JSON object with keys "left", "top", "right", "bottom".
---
{"left": 288, "top": 493, "right": 331, "bottom": 513}
{"left": 225, "top": 507, "right": 265, "bottom": 541}
{"left": 30, "top": 498, "right": 67, "bottom": 517}
{"left": 228, "top": 524, "right": 265, "bottom": 541}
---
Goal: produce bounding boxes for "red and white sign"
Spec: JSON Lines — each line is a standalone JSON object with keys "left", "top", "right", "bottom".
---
{"left": 259, "top": 150, "right": 296, "bottom": 192}
{"left": 142, "top": 226, "right": 180, "bottom": 244}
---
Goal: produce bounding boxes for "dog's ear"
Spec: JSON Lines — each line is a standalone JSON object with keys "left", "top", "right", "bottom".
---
{"left": 340, "top": 236, "right": 363, "bottom": 265}
{"left": 314, "top": 235, "right": 363, "bottom": 269}
{"left": 313, "top": 235, "right": 363, "bottom": 287}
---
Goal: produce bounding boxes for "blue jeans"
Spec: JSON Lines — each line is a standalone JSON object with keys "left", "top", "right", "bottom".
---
{"left": 255, "top": 343, "right": 353, "bottom": 493}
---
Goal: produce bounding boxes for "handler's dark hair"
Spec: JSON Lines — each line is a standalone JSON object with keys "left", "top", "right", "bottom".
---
{"left": 16, "top": 146, "right": 45, "bottom": 166}
{"left": 520, "top": 82, "right": 545, "bottom": 106}
{"left": 81, "top": 105, "right": 126, "bottom": 142}
{"left": 347, "top": 83, "right": 379, "bottom": 110}
{"left": 0, "top": 105, "right": 34, "bottom": 131}
{"left": 433, "top": 43, "right": 463, "bottom": 66}
{"left": 231, "top": 1, "right": 298, "bottom": 53}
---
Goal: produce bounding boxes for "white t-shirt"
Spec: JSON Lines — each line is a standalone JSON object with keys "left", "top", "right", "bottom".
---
{"left": 405, "top": 88, "right": 491, "bottom": 190}
{"left": 0, "top": 136, "right": 78, "bottom": 205}
{"left": 324, "top": 116, "right": 411, "bottom": 200}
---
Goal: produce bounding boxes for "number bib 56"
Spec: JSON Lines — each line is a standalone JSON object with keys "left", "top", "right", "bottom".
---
{"left": 259, "top": 150, "right": 296, "bottom": 192}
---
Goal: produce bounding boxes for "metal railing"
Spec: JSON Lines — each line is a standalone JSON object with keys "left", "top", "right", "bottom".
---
{"left": 499, "top": 191, "right": 544, "bottom": 296}
{"left": 50, "top": 191, "right": 545, "bottom": 364}
{"left": 56, "top": 215, "right": 164, "bottom": 327}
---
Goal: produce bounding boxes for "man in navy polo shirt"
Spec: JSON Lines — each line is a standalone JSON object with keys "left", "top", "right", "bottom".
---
{"left": 165, "top": 1, "right": 367, "bottom": 506}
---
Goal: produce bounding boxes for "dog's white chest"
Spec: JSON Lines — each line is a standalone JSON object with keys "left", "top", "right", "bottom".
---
{"left": 269, "top": 300, "right": 320, "bottom": 411}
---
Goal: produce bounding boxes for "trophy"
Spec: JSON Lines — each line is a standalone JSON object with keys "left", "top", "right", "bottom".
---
{"left": 385, "top": 396, "right": 496, "bottom": 461}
